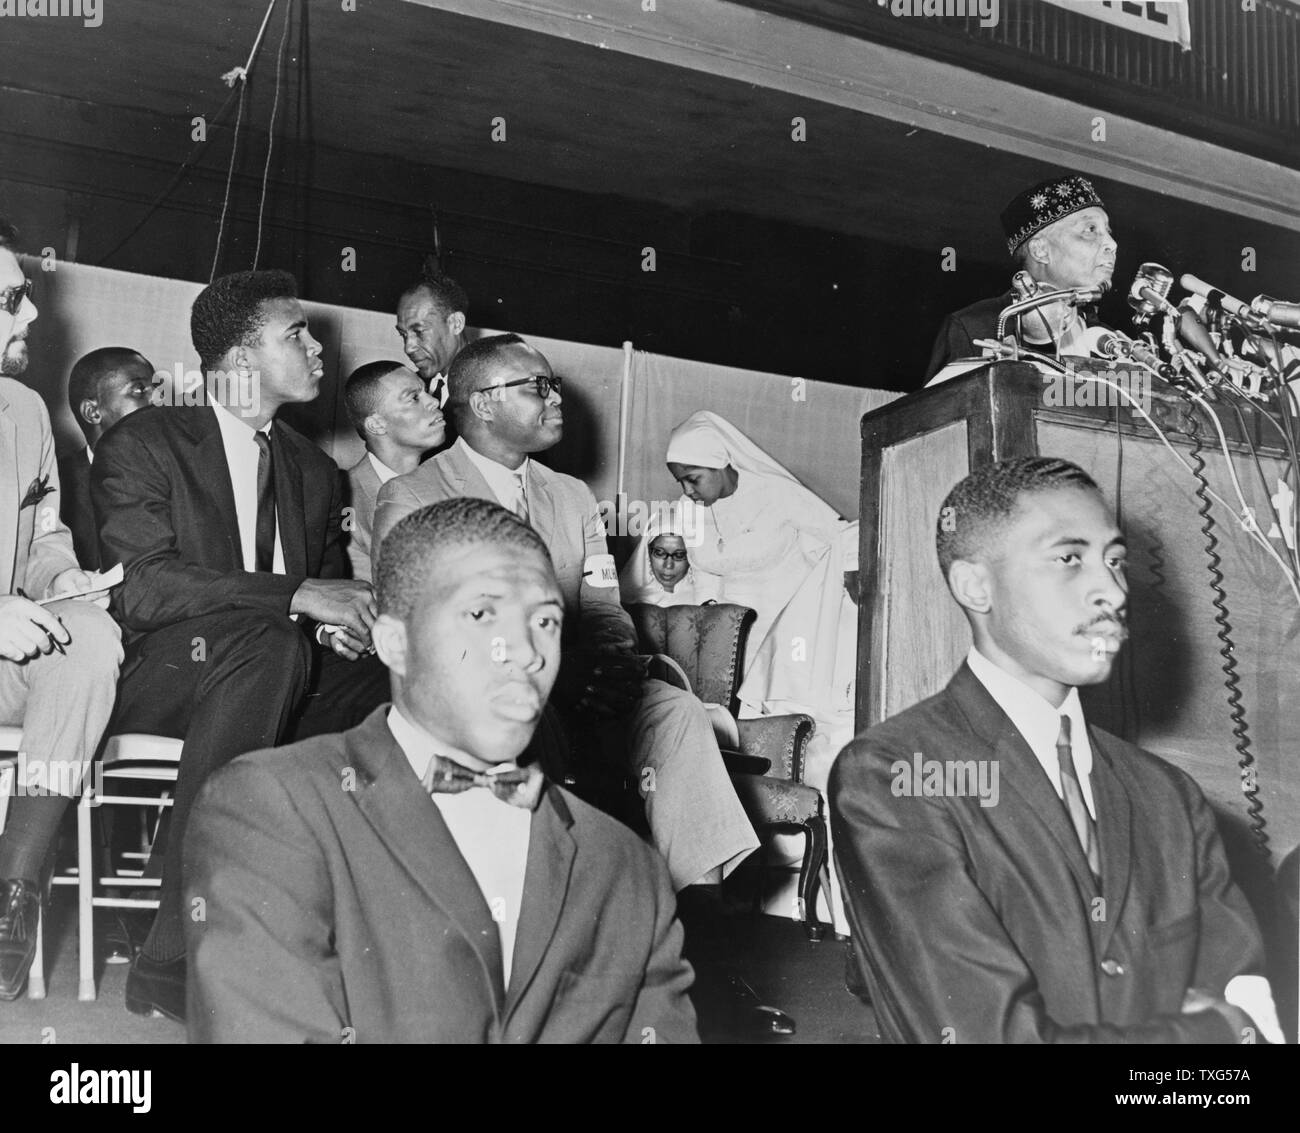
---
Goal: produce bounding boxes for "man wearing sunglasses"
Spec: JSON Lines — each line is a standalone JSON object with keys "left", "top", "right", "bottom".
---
{"left": 374, "top": 335, "right": 760, "bottom": 902}
{"left": 0, "top": 218, "right": 123, "bottom": 1000}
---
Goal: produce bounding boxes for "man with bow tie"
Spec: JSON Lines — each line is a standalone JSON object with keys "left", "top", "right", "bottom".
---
{"left": 184, "top": 497, "right": 698, "bottom": 1043}
{"left": 0, "top": 216, "right": 122, "bottom": 1000}
{"left": 831, "top": 457, "right": 1279, "bottom": 1043}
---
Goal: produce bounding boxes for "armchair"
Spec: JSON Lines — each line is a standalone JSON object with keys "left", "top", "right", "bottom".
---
{"left": 629, "top": 602, "right": 831, "bottom": 940}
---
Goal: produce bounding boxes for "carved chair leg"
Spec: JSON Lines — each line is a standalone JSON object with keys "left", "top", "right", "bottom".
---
{"left": 798, "top": 815, "right": 828, "bottom": 942}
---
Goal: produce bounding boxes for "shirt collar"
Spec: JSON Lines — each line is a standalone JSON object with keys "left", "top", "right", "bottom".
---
{"left": 211, "top": 396, "right": 271, "bottom": 439}
{"left": 966, "top": 645, "right": 1091, "bottom": 778}
{"left": 367, "top": 451, "right": 398, "bottom": 485}
{"left": 386, "top": 704, "right": 518, "bottom": 783}
{"left": 455, "top": 436, "right": 529, "bottom": 501}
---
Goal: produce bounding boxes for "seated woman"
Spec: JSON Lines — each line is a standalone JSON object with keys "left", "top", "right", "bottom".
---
{"left": 664, "top": 411, "right": 859, "bottom": 761}
{"left": 618, "top": 506, "right": 699, "bottom": 607}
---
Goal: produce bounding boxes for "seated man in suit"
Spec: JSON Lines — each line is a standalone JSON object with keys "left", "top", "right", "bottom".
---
{"left": 59, "top": 346, "right": 158, "bottom": 570}
{"left": 831, "top": 456, "right": 1279, "bottom": 1043}
{"left": 341, "top": 361, "right": 445, "bottom": 582}
{"left": 924, "top": 174, "right": 1116, "bottom": 383}
{"left": 0, "top": 217, "right": 122, "bottom": 1000}
{"left": 374, "top": 335, "right": 759, "bottom": 897}
{"left": 394, "top": 270, "right": 467, "bottom": 408}
{"left": 185, "top": 497, "right": 698, "bottom": 1043}
{"left": 93, "top": 269, "right": 390, "bottom": 1024}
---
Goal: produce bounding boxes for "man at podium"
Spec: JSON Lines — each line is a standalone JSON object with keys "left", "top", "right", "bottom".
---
{"left": 924, "top": 174, "right": 1117, "bottom": 383}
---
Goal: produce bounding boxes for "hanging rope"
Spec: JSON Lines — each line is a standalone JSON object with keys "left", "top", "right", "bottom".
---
{"left": 253, "top": 0, "right": 294, "bottom": 270}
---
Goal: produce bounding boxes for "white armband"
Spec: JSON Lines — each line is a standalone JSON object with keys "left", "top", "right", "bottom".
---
{"left": 582, "top": 554, "right": 618, "bottom": 588}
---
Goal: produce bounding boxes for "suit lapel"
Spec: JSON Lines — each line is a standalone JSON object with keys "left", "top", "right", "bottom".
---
{"left": 190, "top": 407, "right": 245, "bottom": 569}
{"left": 270, "top": 421, "right": 308, "bottom": 576}
{"left": 1086, "top": 727, "right": 1133, "bottom": 952}
{"left": 347, "top": 712, "right": 506, "bottom": 1013}
{"left": 526, "top": 466, "right": 557, "bottom": 544}
{"left": 0, "top": 389, "right": 19, "bottom": 594}
{"left": 949, "top": 666, "right": 1101, "bottom": 902}
{"left": 446, "top": 442, "right": 492, "bottom": 502}
{"left": 505, "top": 785, "right": 577, "bottom": 1013}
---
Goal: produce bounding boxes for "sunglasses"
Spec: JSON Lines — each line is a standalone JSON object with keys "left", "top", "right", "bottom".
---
{"left": 1, "top": 279, "right": 32, "bottom": 316}
{"left": 474, "top": 374, "right": 562, "bottom": 400}
{"left": 650, "top": 548, "right": 689, "bottom": 563}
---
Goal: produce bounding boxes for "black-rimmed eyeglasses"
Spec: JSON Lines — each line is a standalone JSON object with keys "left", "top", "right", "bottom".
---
{"left": 0, "top": 279, "right": 32, "bottom": 316}
{"left": 474, "top": 374, "right": 562, "bottom": 399}
{"left": 650, "top": 548, "right": 689, "bottom": 563}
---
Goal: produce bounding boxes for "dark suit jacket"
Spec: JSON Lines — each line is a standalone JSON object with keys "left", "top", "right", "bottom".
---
{"left": 184, "top": 705, "right": 699, "bottom": 1043}
{"left": 829, "top": 663, "right": 1265, "bottom": 1044}
{"left": 57, "top": 445, "right": 98, "bottom": 572}
{"left": 923, "top": 291, "right": 1108, "bottom": 383}
{"left": 91, "top": 404, "right": 347, "bottom": 643}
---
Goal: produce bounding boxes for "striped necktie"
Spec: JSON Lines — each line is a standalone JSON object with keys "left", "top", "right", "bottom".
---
{"left": 511, "top": 469, "right": 529, "bottom": 522}
{"left": 1056, "top": 715, "right": 1101, "bottom": 885}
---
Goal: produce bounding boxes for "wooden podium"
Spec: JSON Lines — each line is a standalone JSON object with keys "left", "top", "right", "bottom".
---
{"left": 856, "top": 362, "right": 1298, "bottom": 860}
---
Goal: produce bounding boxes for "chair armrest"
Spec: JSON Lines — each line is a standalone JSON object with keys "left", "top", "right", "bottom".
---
{"left": 644, "top": 653, "right": 691, "bottom": 693}
{"left": 720, "top": 749, "right": 772, "bottom": 777}
{"left": 736, "top": 714, "right": 816, "bottom": 782}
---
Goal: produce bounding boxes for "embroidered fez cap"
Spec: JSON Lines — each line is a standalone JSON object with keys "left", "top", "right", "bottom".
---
{"left": 1000, "top": 175, "right": 1105, "bottom": 256}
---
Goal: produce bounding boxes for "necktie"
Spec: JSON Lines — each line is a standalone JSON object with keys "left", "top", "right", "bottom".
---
{"left": 252, "top": 430, "right": 276, "bottom": 573}
{"left": 511, "top": 470, "right": 529, "bottom": 522}
{"left": 422, "top": 753, "right": 544, "bottom": 810}
{"left": 1056, "top": 715, "right": 1101, "bottom": 884}
{"left": 430, "top": 376, "right": 446, "bottom": 406}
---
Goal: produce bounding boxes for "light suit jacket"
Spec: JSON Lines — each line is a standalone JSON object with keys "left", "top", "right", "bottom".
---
{"left": 0, "top": 378, "right": 80, "bottom": 596}
{"left": 344, "top": 453, "right": 382, "bottom": 583}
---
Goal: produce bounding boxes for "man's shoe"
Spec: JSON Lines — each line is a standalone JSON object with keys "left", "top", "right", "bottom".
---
{"left": 0, "top": 878, "right": 42, "bottom": 1000}
{"left": 727, "top": 974, "right": 797, "bottom": 1037}
{"left": 124, "top": 953, "right": 186, "bottom": 1023}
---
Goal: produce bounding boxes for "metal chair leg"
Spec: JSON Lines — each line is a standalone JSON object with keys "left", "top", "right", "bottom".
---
{"left": 77, "top": 785, "right": 95, "bottom": 1001}
{"left": 26, "top": 904, "right": 46, "bottom": 999}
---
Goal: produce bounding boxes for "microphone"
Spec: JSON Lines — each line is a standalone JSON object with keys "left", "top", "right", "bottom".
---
{"left": 1128, "top": 263, "right": 1175, "bottom": 325}
{"left": 1179, "top": 274, "right": 1260, "bottom": 325}
{"left": 1091, "top": 329, "right": 1164, "bottom": 371}
{"left": 1177, "top": 302, "right": 1228, "bottom": 378}
{"left": 1249, "top": 295, "right": 1300, "bottom": 331}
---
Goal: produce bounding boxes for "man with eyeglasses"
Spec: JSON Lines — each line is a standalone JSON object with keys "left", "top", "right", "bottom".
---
{"left": 0, "top": 217, "right": 123, "bottom": 1000}
{"left": 373, "top": 334, "right": 761, "bottom": 901}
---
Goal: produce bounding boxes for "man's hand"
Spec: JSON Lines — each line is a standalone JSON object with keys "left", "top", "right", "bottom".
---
{"left": 48, "top": 568, "right": 112, "bottom": 609}
{"left": 0, "top": 594, "right": 70, "bottom": 662}
{"left": 291, "top": 579, "right": 377, "bottom": 646}
{"left": 320, "top": 625, "right": 371, "bottom": 662}
{"left": 556, "top": 650, "right": 646, "bottom": 719}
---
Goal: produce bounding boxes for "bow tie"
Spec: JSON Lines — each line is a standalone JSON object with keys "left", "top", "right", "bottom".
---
{"left": 421, "top": 753, "right": 544, "bottom": 810}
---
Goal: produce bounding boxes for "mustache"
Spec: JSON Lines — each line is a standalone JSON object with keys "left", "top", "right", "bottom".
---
{"left": 1075, "top": 612, "right": 1128, "bottom": 636}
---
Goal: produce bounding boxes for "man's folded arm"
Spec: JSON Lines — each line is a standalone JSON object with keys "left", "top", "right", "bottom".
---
{"left": 830, "top": 740, "right": 1238, "bottom": 1045}
{"left": 575, "top": 484, "right": 638, "bottom": 657}
{"left": 92, "top": 426, "right": 302, "bottom": 631}
{"left": 184, "top": 760, "right": 347, "bottom": 1043}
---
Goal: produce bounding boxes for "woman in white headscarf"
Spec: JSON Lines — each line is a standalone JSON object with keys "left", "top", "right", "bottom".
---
{"left": 618, "top": 503, "right": 701, "bottom": 608}
{"left": 664, "top": 411, "right": 858, "bottom": 743}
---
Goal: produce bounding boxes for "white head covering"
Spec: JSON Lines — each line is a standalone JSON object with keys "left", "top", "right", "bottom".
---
{"left": 619, "top": 502, "right": 697, "bottom": 605}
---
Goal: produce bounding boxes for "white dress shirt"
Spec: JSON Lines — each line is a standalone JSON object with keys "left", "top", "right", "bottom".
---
{"left": 211, "top": 399, "right": 285, "bottom": 575}
{"left": 966, "top": 645, "right": 1096, "bottom": 818}
{"left": 386, "top": 705, "right": 531, "bottom": 987}
{"left": 367, "top": 451, "right": 398, "bottom": 486}
{"left": 456, "top": 436, "right": 530, "bottom": 516}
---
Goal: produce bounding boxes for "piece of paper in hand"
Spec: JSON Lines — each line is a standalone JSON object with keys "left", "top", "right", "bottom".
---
{"left": 38, "top": 562, "right": 125, "bottom": 605}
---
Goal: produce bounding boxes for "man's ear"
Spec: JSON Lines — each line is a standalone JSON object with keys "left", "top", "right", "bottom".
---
{"left": 947, "top": 558, "right": 993, "bottom": 617}
{"left": 371, "top": 613, "right": 408, "bottom": 677}
{"left": 447, "top": 311, "right": 466, "bottom": 337}
{"left": 467, "top": 389, "right": 495, "bottom": 425}
{"left": 78, "top": 398, "right": 102, "bottom": 427}
{"left": 1024, "top": 233, "right": 1051, "bottom": 271}
{"left": 363, "top": 412, "right": 387, "bottom": 439}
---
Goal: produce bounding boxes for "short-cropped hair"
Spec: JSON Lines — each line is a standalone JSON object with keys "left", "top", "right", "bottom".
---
{"left": 344, "top": 360, "right": 409, "bottom": 435}
{"left": 445, "top": 332, "right": 527, "bottom": 409}
{"left": 401, "top": 271, "right": 469, "bottom": 320}
{"left": 375, "top": 497, "right": 553, "bottom": 623}
{"left": 935, "top": 457, "right": 1102, "bottom": 577}
{"left": 0, "top": 217, "right": 17, "bottom": 251}
{"left": 191, "top": 269, "right": 297, "bottom": 372}
{"left": 68, "top": 347, "right": 150, "bottom": 416}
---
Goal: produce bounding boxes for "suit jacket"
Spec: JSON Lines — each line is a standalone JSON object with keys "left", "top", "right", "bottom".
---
{"left": 344, "top": 453, "right": 381, "bottom": 583}
{"left": 92, "top": 403, "right": 347, "bottom": 644}
{"left": 1, "top": 378, "right": 80, "bottom": 596}
{"left": 374, "top": 441, "right": 636, "bottom": 656}
{"left": 923, "top": 291, "right": 1108, "bottom": 383}
{"left": 829, "top": 663, "right": 1265, "bottom": 1044}
{"left": 57, "top": 444, "right": 99, "bottom": 572}
{"left": 184, "top": 705, "right": 698, "bottom": 1043}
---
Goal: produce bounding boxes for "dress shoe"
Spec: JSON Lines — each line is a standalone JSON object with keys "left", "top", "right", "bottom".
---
{"left": 0, "top": 878, "right": 43, "bottom": 1000}
{"left": 726, "top": 974, "right": 797, "bottom": 1037}
{"left": 125, "top": 953, "right": 186, "bottom": 1023}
